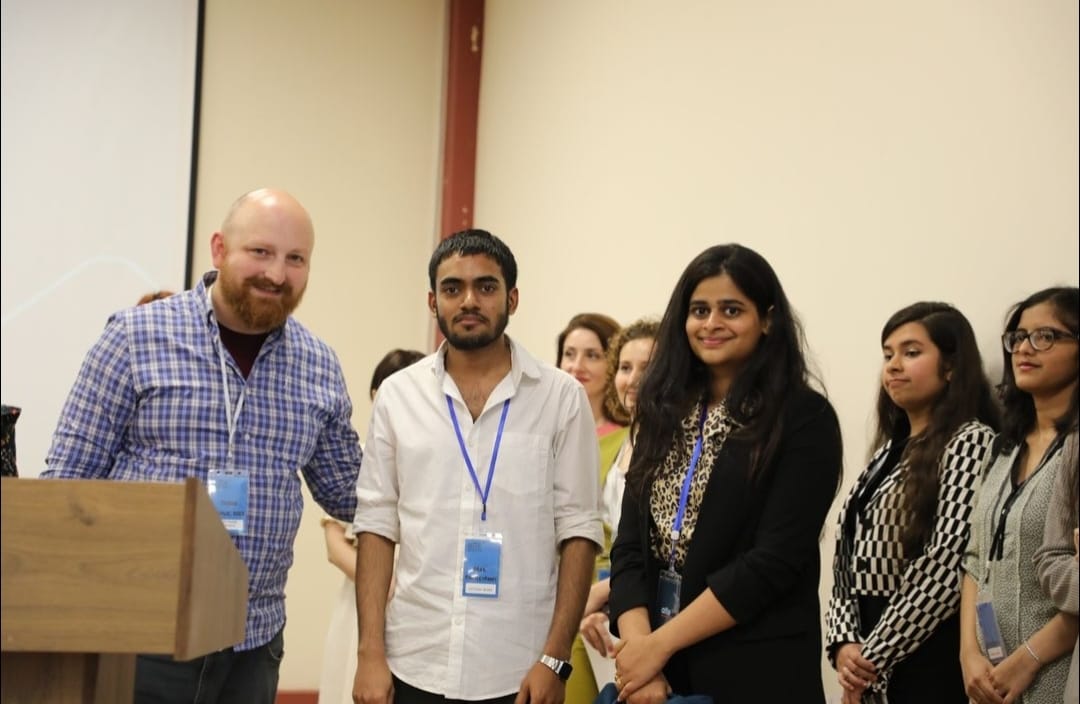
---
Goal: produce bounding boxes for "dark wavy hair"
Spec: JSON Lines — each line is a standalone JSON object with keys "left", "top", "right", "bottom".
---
{"left": 874, "top": 302, "right": 1001, "bottom": 557}
{"left": 556, "top": 313, "right": 621, "bottom": 368}
{"left": 370, "top": 348, "right": 425, "bottom": 397}
{"left": 603, "top": 318, "right": 661, "bottom": 425}
{"left": 556, "top": 313, "right": 622, "bottom": 425}
{"left": 998, "top": 287, "right": 1080, "bottom": 451}
{"left": 628, "top": 244, "right": 811, "bottom": 494}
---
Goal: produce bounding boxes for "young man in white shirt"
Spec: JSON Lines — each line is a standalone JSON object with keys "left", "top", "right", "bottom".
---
{"left": 353, "top": 229, "right": 602, "bottom": 704}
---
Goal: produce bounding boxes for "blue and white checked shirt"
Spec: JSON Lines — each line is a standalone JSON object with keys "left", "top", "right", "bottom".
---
{"left": 43, "top": 271, "right": 362, "bottom": 650}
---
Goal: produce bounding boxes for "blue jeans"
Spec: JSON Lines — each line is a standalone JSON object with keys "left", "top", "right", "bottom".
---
{"left": 133, "top": 628, "right": 284, "bottom": 704}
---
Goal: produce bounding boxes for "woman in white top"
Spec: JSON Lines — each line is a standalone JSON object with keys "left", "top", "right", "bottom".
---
{"left": 318, "top": 348, "right": 424, "bottom": 704}
{"left": 579, "top": 318, "right": 659, "bottom": 660}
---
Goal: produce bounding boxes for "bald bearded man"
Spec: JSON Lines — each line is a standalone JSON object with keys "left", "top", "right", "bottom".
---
{"left": 43, "top": 188, "right": 363, "bottom": 704}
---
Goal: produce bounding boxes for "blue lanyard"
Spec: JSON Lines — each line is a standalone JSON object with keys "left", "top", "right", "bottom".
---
{"left": 209, "top": 286, "right": 246, "bottom": 464}
{"left": 446, "top": 396, "right": 510, "bottom": 522}
{"left": 668, "top": 404, "right": 708, "bottom": 569}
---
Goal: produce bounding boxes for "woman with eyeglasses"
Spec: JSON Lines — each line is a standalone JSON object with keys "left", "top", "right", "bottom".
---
{"left": 960, "top": 287, "right": 1080, "bottom": 704}
{"left": 826, "top": 302, "right": 999, "bottom": 704}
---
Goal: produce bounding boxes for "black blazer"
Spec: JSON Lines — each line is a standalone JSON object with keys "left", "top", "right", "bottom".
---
{"left": 610, "top": 387, "right": 842, "bottom": 703}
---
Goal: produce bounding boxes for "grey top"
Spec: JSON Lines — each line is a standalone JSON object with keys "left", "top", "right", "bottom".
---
{"left": 1032, "top": 433, "right": 1078, "bottom": 704}
{"left": 963, "top": 434, "right": 1075, "bottom": 703}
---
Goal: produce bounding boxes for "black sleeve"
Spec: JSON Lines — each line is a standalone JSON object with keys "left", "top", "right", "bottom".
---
{"left": 706, "top": 391, "right": 843, "bottom": 624}
{"left": 608, "top": 480, "right": 653, "bottom": 637}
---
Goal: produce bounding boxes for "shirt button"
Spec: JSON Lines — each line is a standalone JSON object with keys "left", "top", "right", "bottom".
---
{"left": 857, "top": 558, "right": 869, "bottom": 571}
{"left": 453, "top": 616, "right": 463, "bottom": 626}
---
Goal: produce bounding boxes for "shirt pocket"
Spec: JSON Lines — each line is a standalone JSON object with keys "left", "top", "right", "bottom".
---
{"left": 491, "top": 431, "right": 549, "bottom": 509}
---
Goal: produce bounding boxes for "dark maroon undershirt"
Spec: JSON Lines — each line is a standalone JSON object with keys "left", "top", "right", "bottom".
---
{"left": 218, "top": 323, "right": 270, "bottom": 378}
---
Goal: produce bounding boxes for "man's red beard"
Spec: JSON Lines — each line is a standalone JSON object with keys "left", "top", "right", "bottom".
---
{"left": 218, "top": 272, "right": 304, "bottom": 331}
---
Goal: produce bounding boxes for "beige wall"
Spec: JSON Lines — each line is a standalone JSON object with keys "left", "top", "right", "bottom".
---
{"left": 195, "top": 0, "right": 1078, "bottom": 696}
{"left": 474, "top": 2, "right": 1078, "bottom": 700}
{"left": 194, "top": 0, "right": 445, "bottom": 688}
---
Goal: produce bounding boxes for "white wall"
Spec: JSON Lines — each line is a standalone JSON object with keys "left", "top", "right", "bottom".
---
{"left": 193, "top": 0, "right": 445, "bottom": 688}
{"left": 474, "top": 2, "right": 1078, "bottom": 699}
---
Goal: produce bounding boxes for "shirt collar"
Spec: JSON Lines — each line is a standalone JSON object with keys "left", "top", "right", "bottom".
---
{"left": 682, "top": 396, "right": 736, "bottom": 439}
{"left": 430, "top": 335, "right": 541, "bottom": 390}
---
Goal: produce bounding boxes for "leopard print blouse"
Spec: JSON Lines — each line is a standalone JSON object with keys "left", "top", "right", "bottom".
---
{"left": 649, "top": 399, "right": 738, "bottom": 570}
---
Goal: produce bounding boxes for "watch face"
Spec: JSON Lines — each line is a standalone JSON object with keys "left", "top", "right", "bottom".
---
{"left": 542, "top": 655, "right": 573, "bottom": 681}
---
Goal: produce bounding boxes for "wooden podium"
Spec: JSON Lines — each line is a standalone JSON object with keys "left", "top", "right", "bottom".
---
{"left": 0, "top": 478, "right": 248, "bottom": 704}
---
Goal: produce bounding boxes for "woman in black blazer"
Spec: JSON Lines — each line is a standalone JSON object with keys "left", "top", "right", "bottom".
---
{"left": 608, "top": 244, "right": 842, "bottom": 703}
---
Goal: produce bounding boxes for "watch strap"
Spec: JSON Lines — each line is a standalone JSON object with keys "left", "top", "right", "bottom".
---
{"left": 539, "top": 653, "right": 573, "bottom": 681}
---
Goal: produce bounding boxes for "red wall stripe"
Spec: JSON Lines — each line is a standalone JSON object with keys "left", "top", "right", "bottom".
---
{"left": 439, "top": 0, "right": 485, "bottom": 240}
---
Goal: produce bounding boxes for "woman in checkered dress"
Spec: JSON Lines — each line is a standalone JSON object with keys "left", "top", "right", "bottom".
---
{"left": 826, "top": 302, "right": 999, "bottom": 703}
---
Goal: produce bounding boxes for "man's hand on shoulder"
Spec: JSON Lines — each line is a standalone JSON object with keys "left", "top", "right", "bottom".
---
{"left": 514, "top": 661, "right": 566, "bottom": 704}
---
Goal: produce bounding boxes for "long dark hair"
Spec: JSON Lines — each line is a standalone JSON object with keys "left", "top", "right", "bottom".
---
{"left": 998, "top": 287, "right": 1080, "bottom": 451}
{"left": 628, "top": 244, "right": 810, "bottom": 495}
{"left": 874, "top": 302, "right": 1001, "bottom": 557}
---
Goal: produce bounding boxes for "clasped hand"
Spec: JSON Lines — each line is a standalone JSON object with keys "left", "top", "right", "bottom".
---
{"left": 613, "top": 633, "right": 671, "bottom": 702}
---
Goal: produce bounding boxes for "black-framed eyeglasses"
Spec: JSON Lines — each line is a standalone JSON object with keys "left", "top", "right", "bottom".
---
{"left": 1001, "top": 327, "right": 1079, "bottom": 353}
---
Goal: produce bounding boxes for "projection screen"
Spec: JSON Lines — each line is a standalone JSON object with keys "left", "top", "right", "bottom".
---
{"left": 1, "top": 0, "right": 200, "bottom": 477}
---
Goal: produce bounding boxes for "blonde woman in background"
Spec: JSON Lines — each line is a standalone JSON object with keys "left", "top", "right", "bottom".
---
{"left": 580, "top": 319, "right": 659, "bottom": 664}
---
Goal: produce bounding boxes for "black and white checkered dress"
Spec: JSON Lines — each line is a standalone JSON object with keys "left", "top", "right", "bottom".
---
{"left": 825, "top": 420, "right": 995, "bottom": 700}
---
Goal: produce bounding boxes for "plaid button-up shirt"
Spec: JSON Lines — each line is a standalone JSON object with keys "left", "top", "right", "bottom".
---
{"left": 44, "top": 271, "right": 362, "bottom": 650}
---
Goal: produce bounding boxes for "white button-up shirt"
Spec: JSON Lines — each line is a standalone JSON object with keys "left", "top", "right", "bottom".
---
{"left": 354, "top": 338, "right": 602, "bottom": 699}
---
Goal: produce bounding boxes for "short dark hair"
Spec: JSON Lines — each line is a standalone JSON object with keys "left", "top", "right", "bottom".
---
{"left": 370, "top": 348, "right": 425, "bottom": 395}
{"left": 428, "top": 229, "right": 518, "bottom": 291}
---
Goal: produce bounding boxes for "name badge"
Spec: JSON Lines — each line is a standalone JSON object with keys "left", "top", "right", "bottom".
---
{"left": 976, "top": 600, "right": 1006, "bottom": 664}
{"left": 657, "top": 568, "right": 682, "bottom": 623}
{"left": 207, "top": 468, "right": 249, "bottom": 536}
{"left": 463, "top": 533, "right": 502, "bottom": 598}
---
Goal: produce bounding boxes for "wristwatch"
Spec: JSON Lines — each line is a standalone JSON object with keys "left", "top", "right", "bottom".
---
{"left": 539, "top": 654, "right": 573, "bottom": 681}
